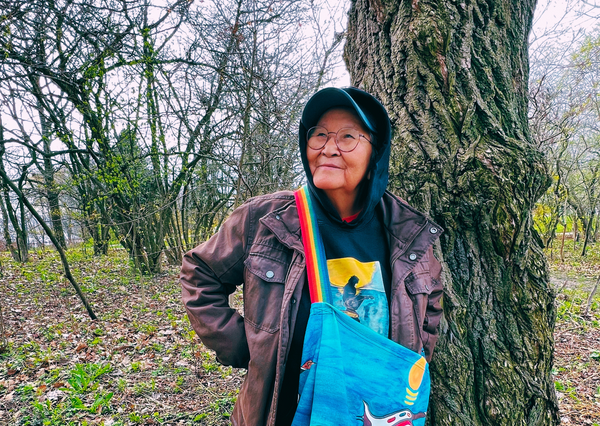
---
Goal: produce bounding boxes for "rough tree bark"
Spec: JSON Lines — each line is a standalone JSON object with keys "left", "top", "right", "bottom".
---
{"left": 345, "top": 0, "right": 558, "bottom": 425}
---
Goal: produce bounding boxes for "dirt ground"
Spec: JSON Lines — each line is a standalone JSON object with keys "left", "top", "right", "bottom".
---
{"left": 0, "top": 248, "right": 599, "bottom": 425}
{"left": 553, "top": 294, "right": 600, "bottom": 425}
{"left": 0, "top": 250, "right": 243, "bottom": 425}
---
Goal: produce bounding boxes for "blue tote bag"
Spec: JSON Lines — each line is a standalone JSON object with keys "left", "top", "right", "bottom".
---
{"left": 293, "top": 186, "right": 430, "bottom": 426}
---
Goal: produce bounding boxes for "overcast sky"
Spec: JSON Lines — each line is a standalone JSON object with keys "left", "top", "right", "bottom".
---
{"left": 333, "top": 0, "right": 600, "bottom": 87}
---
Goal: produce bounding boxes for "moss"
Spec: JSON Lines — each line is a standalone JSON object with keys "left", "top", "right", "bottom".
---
{"left": 346, "top": 0, "right": 557, "bottom": 424}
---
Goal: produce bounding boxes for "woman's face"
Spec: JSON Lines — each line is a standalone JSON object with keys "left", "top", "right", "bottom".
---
{"left": 307, "top": 108, "right": 372, "bottom": 202}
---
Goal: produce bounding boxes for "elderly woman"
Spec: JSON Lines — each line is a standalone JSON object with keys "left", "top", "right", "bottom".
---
{"left": 180, "top": 87, "right": 443, "bottom": 426}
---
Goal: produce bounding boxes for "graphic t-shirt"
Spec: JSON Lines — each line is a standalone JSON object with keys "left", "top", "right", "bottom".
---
{"left": 318, "top": 203, "right": 391, "bottom": 336}
{"left": 326, "top": 257, "right": 388, "bottom": 336}
{"left": 275, "top": 204, "right": 391, "bottom": 426}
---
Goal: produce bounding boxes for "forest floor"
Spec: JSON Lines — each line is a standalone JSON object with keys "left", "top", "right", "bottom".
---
{"left": 0, "top": 242, "right": 599, "bottom": 425}
{"left": 548, "top": 242, "right": 600, "bottom": 425}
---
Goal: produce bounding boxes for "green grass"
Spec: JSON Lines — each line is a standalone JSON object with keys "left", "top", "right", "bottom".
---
{"left": 3, "top": 239, "right": 599, "bottom": 424}
{"left": 0, "top": 246, "right": 244, "bottom": 425}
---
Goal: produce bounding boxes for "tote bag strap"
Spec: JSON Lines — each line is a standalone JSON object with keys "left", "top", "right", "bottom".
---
{"left": 294, "top": 185, "right": 332, "bottom": 304}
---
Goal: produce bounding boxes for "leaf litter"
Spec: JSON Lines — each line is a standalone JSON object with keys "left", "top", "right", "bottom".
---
{"left": 0, "top": 248, "right": 243, "bottom": 425}
{"left": 0, "top": 243, "right": 599, "bottom": 425}
{"left": 549, "top": 242, "right": 600, "bottom": 426}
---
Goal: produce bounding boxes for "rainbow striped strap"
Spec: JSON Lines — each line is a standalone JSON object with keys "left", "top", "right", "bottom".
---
{"left": 294, "top": 185, "right": 332, "bottom": 304}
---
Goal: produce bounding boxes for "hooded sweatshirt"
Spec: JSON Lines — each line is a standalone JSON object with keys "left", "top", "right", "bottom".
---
{"left": 275, "top": 87, "right": 393, "bottom": 425}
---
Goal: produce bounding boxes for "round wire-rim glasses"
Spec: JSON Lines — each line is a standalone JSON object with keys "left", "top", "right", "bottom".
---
{"left": 306, "top": 126, "right": 372, "bottom": 153}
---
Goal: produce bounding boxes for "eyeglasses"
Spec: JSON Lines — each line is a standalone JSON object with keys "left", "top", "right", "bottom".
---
{"left": 306, "top": 126, "right": 372, "bottom": 153}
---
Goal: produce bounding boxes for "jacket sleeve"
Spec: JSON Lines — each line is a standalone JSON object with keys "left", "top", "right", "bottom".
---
{"left": 423, "top": 246, "right": 444, "bottom": 362}
{"left": 180, "top": 203, "right": 251, "bottom": 368}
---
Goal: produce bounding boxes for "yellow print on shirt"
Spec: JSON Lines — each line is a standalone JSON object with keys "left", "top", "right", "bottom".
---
{"left": 326, "top": 257, "right": 389, "bottom": 336}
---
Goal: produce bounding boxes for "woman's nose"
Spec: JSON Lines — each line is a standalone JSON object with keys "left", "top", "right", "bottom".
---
{"left": 321, "top": 134, "right": 340, "bottom": 156}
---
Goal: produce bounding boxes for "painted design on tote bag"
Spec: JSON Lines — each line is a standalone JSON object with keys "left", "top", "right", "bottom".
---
{"left": 358, "top": 357, "right": 428, "bottom": 425}
{"left": 404, "top": 357, "right": 427, "bottom": 405}
{"left": 360, "top": 401, "right": 426, "bottom": 426}
{"left": 326, "top": 257, "right": 389, "bottom": 336}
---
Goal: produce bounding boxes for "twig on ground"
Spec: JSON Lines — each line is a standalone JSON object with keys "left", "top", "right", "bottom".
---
{"left": 557, "top": 279, "right": 570, "bottom": 294}
{"left": 0, "top": 300, "right": 7, "bottom": 353}
{"left": 584, "top": 274, "right": 600, "bottom": 317}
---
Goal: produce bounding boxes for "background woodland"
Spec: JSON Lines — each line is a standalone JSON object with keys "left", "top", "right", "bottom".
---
{"left": 1, "top": 0, "right": 600, "bottom": 425}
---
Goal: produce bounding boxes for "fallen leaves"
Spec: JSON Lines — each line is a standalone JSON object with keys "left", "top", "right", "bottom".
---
{"left": 0, "top": 249, "right": 244, "bottom": 424}
{"left": 549, "top": 243, "right": 600, "bottom": 425}
{"left": 3, "top": 243, "right": 597, "bottom": 424}
{"left": 554, "top": 320, "right": 600, "bottom": 424}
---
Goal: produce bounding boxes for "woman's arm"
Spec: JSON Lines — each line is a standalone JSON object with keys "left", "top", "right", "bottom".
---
{"left": 180, "top": 204, "right": 251, "bottom": 368}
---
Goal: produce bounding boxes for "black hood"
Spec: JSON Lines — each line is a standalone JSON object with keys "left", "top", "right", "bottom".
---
{"left": 299, "top": 87, "right": 392, "bottom": 226}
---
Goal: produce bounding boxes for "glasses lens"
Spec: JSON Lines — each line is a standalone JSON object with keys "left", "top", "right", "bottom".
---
{"left": 306, "top": 127, "right": 363, "bottom": 152}
{"left": 307, "top": 126, "right": 328, "bottom": 149}
{"left": 336, "top": 128, "right": 360, "bottom": 152}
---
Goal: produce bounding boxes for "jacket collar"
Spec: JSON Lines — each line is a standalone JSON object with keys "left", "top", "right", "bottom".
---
{"left": 260, "top": 191, "right": 443, "bottom": 265}
{"left": 379, "top": 191, "right": 443, "bottom": 264}
{"left": 260, "top": 200, "right": 305, "bottom": 254}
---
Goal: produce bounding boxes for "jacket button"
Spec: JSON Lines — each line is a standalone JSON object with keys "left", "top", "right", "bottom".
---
{"left": 266, "top": 270, "right": 275, "bottom": 279}
{"left": 429, "top": 227, "right": 438, "bottom": 234}
{"left": 409, "top": 253, "right": 417, "bottom": 261}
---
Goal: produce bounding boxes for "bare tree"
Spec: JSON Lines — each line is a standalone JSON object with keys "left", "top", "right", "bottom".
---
{"left": 0, "top": 126, "right": 29, "bottom": 262}
{"left": 345, "top": 0, "right": 558, "bottom": 423}
{"left": 0, "top": 0, "right": 345, "bottom": 274}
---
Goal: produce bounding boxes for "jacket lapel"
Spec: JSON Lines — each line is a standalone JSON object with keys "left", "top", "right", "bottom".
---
{"left": 259, "top": 191, "right": 443, "bottom": 268}
{"left": 259, "top": 200, "right": 305, "bottom": 254}
{"left": 380, "top": 191, "right": 443, "bottom": 266}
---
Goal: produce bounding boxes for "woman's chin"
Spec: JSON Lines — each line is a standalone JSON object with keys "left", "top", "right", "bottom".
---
{"left": 313, "top": 179, "right": 343, "bottom": 192}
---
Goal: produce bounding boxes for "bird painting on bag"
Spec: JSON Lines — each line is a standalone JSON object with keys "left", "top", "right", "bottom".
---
{"left": 358, "top": 401, "right": 426, "bottom": 426}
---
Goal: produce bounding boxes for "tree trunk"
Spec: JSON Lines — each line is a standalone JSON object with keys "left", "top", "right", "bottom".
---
{"left": 0, "top": 137, "right": 28, "bottom": 262}
{"left": 573, "top": 214, "right": 578, "bottom": 247}
{"left": 32, "top": 72, "right": 67, "bottom": 250}
{"left": 581, "top": 210, "right": 595, "bottom": 256}
{"left": 79, "top": 183, "right": 110, "bottom": 256}
{"left": 560, "top": 218, "right": 566, "bottom": 263}
{"left": 16, "top": 183, "right": 29, "bottom": 258}
{"left": 0, "top": 164, "right": 96, "bottom": 320}
{"left": 544, "top": 209, "right": 560, "bottom": 249}
{"left": 41, "top": 137, "right": 67, "bottom": 250}
{"left": 592, "top": 209, "right": 600, "bottom": 243}
{"left": 345, "top": 0, "right": 558, "bottom": 425}
{"left": 0, "top": 189, "right": 18, "bottom": 260}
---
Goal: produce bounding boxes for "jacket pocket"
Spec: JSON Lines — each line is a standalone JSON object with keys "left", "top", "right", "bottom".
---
{"left": 404, "top": 272, "right": 433, "bottom": 296}
{"left": 404, "top": 272, "right": 433, "bottom": 330}
{"left": 243, "top": 253, "right": 289, "bottom": 333}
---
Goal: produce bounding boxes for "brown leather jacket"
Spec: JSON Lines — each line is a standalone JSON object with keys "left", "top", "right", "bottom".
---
{"left": 180, "top": 190, "right": 443, "bottom": 426}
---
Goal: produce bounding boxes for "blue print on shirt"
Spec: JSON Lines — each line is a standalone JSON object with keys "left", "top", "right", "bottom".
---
{"left": 326, "top": 257, "right": 389, "bottom": 336}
